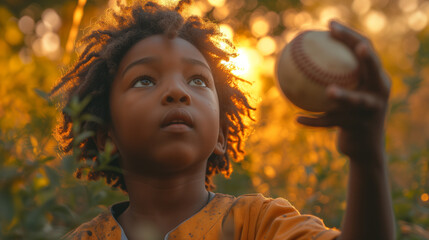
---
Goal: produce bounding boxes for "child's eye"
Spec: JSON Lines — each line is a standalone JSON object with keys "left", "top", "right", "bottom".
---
{"left": 188, "top": 76, "right": 207, "bottom": 87}
{"left": 133, "top": 76, "right": 155, "bottom": 88}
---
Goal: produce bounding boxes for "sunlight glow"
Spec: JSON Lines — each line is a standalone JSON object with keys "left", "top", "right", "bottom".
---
{"left": 64, "top": 0, "right": 87, "bottom": 63}
{"left": 257, "top": 36, "right": 276, "bottom": 56}
{"left": 221, "top": 46, "right": 263, "bottom": 103}
{"left": 213, "top": 6, "right": 230, "bottom": 20}
{"left": 251, "top": 17, "right": 270, "bottom": 38}
{"left": 223, "top": 48, "right": 251, "bottom": 77}
{"left": 42, "top": 9, "right": 62, "bottom": 31}
{"left": 398, "top": 0, "right": 418, "bottom": 13}
{"left": 260, "top": 56, "right": 275, "bottom": 77}
{"left": 18, "top": 16, "right": 35, "bottom": 35}
{"left": 154, "top": 0, "right": 179, "bottom": 7}
{"left": 364, "top": 10, "right": 387, "bottom": 33}
{"left": 421, "top": 193, "right": 429, "bottom": 202}
{"left": 265, "top": 11, "right": 280, "bottom": 29}
{"left": 264, "top": 166, "right": 276, "bottom": 178}
{"left": 282, "top": 10, "right": 297, "bottom": 27}
{"left": 182, "top": 4, "right": 203, "bottom": 17}
{"left": 408, "top": 11, "right": 428, "bottom": 31}
{"left": 35, "top": 21, "right": 48, "bottom": 37}
{"left": 319, "top": 6, "right": 342, "bottom": 25}
{"left": 352, "top": 0, "right": 371, "bottom": 15}
{"left": 195, "top": 1, "right": 212, "bottom": 14}
{"left": 41, "top": 32, "right": 60, "bottom": 53}
{"left": 294, "top": 11, "right": 313, "bottom": 28}
{"left": 208, "top": 0, "right": 226, "bottom": 8}
{"left": 219, "top": 24, "right": 234, "bottom": 41}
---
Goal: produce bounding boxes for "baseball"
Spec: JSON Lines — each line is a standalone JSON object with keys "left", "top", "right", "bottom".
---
{"left": 276, "top": 30, "right": 359, "bottom": 112}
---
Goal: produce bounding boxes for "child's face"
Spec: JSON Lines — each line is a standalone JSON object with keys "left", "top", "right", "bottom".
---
{"left": 107, "top": 35, "right": 225, "bottom": 176}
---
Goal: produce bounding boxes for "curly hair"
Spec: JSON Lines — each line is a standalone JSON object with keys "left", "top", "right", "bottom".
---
{"left": 51, "top": 0, "right": 254, "bottom": 192}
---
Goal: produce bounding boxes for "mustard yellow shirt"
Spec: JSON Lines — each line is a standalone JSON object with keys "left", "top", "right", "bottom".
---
{"left": 64, "top": 193, "right": 340, "bottom": 240}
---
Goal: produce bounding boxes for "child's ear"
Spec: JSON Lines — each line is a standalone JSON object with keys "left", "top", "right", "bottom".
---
{"left": 214, "top": 126, "right": 227, "bottom": 156}
{"left": 94, "top": 128, "right": 118, "bottom": 154}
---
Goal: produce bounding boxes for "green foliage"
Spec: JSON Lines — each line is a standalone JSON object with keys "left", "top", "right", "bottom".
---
{"left": 0, "top": 92, "right": 127, "bottom": 240}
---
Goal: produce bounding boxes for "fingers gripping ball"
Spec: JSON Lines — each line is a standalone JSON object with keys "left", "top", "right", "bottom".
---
{"left": 276, "top": 31, "right": 359, "bottom": 112}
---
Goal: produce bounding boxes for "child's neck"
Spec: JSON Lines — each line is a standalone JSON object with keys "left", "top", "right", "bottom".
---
{"left": 119, "top": 170, "right": 209, "bottom": 238}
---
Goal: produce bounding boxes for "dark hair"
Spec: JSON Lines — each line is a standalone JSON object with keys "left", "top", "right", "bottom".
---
{"left": 51, "top": 0, "right": 254, "bottom": 192}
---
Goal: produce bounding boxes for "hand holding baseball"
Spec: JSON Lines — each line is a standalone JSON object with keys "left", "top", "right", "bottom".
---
{"left": 294, "top": 21, "right": 391, "bottom": 159}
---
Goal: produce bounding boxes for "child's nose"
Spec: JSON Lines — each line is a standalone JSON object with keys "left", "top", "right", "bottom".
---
{"left": 161, "top": 80, "right": 191, "bottom": 105}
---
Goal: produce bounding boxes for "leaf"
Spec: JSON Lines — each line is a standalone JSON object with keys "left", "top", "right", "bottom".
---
{"left": 74, "top": 131, "right": 95, "bottom": 145}
{"left": 39, "top": 156, "right": 55, "bottom": 164}
{"left": 80, "top": 114, "right": 103, "bottom": 125}
{"left": 33, "top": 88, "right": 49, "bottom": 101}
{"left": 96, "top": 165, "right": 122, "bottom": 174}
{"left": 71, "top": 95, "right": 92, "bottom": 115}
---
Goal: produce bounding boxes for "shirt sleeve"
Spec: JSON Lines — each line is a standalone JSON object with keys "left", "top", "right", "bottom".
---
{"left": 255, "top": 196, "right": 340, "bottom": 240}
{"left": 225, "top": 194, "right": 341, "bottom": 240}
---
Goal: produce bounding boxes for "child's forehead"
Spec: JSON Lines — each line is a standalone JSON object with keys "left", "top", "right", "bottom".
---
{"left": 116, "top": 35, "right": 210, "bottom": 75}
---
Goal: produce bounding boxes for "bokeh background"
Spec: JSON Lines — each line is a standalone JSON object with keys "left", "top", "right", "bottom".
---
{"left": 1, "top": 0, "right": 428, "bottom": 239}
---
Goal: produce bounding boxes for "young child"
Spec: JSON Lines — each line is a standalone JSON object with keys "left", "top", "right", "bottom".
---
{"left": 53, "top": 1, "right": 395, "bottom": 239}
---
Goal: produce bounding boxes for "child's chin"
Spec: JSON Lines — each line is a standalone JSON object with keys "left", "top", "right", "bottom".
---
{"left": 150, "top": 147, "right": 209, "bottom": 171}
{"left": 122, "top": 143, "right": 212, "bottom": 176}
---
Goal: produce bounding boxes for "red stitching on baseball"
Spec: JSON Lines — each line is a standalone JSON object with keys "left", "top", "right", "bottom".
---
{"left": 290, "top": 31, "right": 358, "bottom": 88}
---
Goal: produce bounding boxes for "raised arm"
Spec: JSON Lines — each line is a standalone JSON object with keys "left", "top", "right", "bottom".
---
{"left": 297, "top": 21, "right": 395, "bottom": 240}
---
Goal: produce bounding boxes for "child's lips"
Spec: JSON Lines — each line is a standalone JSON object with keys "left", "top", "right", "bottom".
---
{"left": 162, "top": 123, "right": 192, "bottom": 132}
{"left": 161, "top": 108, "right": 194, "bottom": 129}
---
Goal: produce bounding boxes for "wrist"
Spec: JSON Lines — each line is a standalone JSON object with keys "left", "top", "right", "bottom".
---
{"left": 338, "top": 127, "right": 386, "bottom": 160}
{"left": 348, "top": 148, "right": 387, "bottom": 171}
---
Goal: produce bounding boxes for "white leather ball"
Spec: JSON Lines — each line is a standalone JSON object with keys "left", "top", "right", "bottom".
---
{"left": 276, "top": 31, "right": 359, "bottom": 112}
